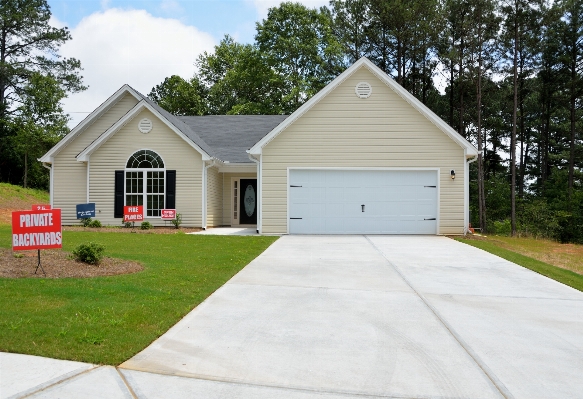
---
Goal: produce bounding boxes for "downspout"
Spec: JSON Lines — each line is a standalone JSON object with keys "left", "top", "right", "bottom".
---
{"left": 248, "top": 153, "right": 261, "bottom": 234}
{"left": 202, "top": 159, "right": 216, "bottom": 230}
{"left": 465, "top": 151, "right": 481, "bottom": 234}
{"left": 42, "top": 162, "right": 53, "bottom": 207}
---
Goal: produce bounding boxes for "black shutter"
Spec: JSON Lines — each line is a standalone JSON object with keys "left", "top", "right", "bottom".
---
{"left": 166, "top": 170, "right": 176, "bottom": 209}
{"left": 114, "top": 170, "right": 124, "bottom": 218}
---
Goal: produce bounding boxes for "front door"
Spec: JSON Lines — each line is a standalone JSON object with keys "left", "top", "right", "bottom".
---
{"left": 239, "top": 179, "right": 257, "bottom": 224}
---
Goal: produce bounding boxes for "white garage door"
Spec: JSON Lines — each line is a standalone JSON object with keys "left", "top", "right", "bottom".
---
{"left": 289, "top": 169, "right": 438, "bottom": 234}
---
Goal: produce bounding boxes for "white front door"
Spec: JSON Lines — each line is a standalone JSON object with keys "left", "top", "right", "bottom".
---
{"left": 289, "top": 169, "right": 438, "bottom": 234}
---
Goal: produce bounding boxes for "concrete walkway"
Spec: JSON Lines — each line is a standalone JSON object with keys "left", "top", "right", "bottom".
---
{"left": 2, "top": 236, "right": 582, "bottom": 398}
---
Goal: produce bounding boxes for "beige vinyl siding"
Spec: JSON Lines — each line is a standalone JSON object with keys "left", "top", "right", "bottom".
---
{"left": 221, "top": 172, "right": 257, "bottom": 225}
{"left": 206, "top": 167, "right": 222, "bottom": 227}
{"left": 89, "top": 109, "right": 203, "bottom": 227}
{"left": 52, "top": 93, "right": 139, "bottom": 224}
{"left": 261, "top": 66, "right": 466, "bottom": 235}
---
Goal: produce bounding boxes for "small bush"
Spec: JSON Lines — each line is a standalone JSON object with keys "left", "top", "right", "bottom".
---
{"left": 81, "top": 218, "right": 92, "bottom": 227}
{"left": 140, "top": 221, "right": 153, "bottom": 230}
{"left": 72, "top": 242, "right": 105, "bottom": 265}
{"left": 89, "top": 219, "right": 102, "bottom": 228}
{"left": 171, "top": 213, "right": 182, "bottom": 229}
{"left": 123, "top": 221, "right": 133, "bottom": 228}
{"left": 493, "top": 219, "right": 511, "bottom": 236}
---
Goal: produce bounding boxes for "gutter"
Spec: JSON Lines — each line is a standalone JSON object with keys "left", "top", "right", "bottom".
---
{"left": 248, "top": 154, "right": 261, "bottom": 234}
{"left": 41, "top": 162, "right": 54, "bottom": 207}
{"left": 202, "top": 159, "right": 216, "bottom": 230}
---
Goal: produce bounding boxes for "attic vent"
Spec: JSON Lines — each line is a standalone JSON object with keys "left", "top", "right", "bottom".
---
{"left": 138, "top": 118, "right": 153, "bottom": 134}
{"left": 355, "top": 82, "right": 372, "bottom": 99}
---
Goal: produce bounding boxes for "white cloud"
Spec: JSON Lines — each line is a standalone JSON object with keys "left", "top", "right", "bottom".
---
{"left": 250, "top": 0, "right": 330, "bottom": 20}
{"left": 59, "top": 8, "right": 215, "bottom": 127}
{"left": 159, "top": 0, "right": 183, "bottom": 14}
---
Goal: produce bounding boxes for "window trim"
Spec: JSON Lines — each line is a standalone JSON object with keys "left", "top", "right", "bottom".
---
{"left": 125, "top": 149, "right": 166, "bottom": 219}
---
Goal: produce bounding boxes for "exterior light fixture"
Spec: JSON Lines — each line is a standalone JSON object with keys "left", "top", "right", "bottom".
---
{"left": 450, "top": 170, "right": 455, "bottom": 180}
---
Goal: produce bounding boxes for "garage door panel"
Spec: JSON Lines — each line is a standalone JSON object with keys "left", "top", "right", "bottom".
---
{"left": 289, "top": 169, "right": 438, "bottom": 234}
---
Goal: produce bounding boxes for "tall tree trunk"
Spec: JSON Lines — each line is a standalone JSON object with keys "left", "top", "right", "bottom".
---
{"left": 568, "top": 31, "right": 577, "bottom": 206}
{"left": 23, "top": 151, "right": 28, "bottom": 189}
{"left": 518, "top": 55, "right": 526, "bottom": 198}
{"left": 511, "top": 11, "right": 519, "bottom": 237}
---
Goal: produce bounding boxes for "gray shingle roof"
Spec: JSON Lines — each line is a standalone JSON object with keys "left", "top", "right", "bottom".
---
{"left": 177, "top": 115, "right": 289, "bottom": 163}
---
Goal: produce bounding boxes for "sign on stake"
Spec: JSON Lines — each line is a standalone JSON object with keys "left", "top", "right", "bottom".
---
{"left": 12, "top": 208, "right": 62, "bottom": 277}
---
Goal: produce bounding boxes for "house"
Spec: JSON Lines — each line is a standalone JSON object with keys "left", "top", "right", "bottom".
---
{"left": 39, "top": 57, "right": 478, "bottom": 235}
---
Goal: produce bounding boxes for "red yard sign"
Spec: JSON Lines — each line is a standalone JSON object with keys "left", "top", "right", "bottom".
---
{"left": 160, "top": 209, "right": 176, "bottom": 220}
{"left": 32, "top": 204, "right": 51, "bottom": 211}
{"left": 124, "top": 205, "right": 144, "bottom": 222}
{"left": 12, "top": 209, "right": 62, "bottom": 250}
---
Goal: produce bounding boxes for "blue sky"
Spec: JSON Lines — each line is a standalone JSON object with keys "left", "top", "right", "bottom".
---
{"left": 47, "top": 0, "right": 328, "bottom": 126}
{"left": 48, "top": 0, "right": 261, "bottom": 44}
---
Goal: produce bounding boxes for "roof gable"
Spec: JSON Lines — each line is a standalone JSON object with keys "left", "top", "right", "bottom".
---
{"left": 76, "top": 100, "right": 212, "bottom": 161}
{"left": 248, "top": 57, "right": 478, "bottom": 157}
{"left": 39, "top": 85, "right": 142, "bottom": 163}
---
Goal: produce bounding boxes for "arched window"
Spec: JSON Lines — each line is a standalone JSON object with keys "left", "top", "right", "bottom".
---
{"left": 125, "top": 150, "right": 165, "bottom": 217}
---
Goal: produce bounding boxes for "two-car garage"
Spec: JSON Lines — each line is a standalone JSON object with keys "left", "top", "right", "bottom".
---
{"left": 288, "top": 169, "right": 438, "bottom": 235}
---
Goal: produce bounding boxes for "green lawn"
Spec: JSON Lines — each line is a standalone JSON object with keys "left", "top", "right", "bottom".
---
{"left": 0, "top": 226, "right": 277, "bottom": 365}
{"left": 455, "top": 237, "right": 583, "bottom": 293}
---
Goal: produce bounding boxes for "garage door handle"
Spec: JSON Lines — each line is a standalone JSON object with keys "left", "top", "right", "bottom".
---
{"left": 424, "top": 218, "right": 436, "bottom": 220}
{"left": 290, "top": 185, "right": 302, "bottom": 187}
{"left": 361, "top": 204, "right": 365, "bottom": 212}
{"left": 424, "top": 185, "right": 436, "bottom": 188}
{"left": 290, "top": 217, "right": 302, "bottom": 220}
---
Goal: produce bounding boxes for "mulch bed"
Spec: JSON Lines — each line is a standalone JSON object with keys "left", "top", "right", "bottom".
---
{"left": 62, "top": 226, "right": 202, "bottom": 234}
{"left": 0, "top": 247, "right": 143, "bottom": 279}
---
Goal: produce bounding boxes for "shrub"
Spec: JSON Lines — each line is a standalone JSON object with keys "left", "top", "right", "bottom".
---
{"left": 492, "top": 219, "right": 511, "bottom": 236}
{"left": 171, "top": 213, "right": 182, "bottom": 229}
{"left": 81, "top": 218, "right": 92, "bottom": 227}
{"left": 123, "top": 221, "right": 132, "bottom": 228}
{"left": 140, "top": 221, "right": 153, "bottom": 230}
{"left": 72, "top": 242, "right": 105, "bottom": 265}
{"left": 89, "top": 219, "right": 102, "bottom": 228}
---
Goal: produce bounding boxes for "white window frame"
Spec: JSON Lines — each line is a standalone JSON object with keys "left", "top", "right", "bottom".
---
{"left": 125, "top": 150, "right": 166, "bottom": 219}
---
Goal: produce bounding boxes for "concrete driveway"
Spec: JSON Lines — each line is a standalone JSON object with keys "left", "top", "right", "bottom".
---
{"left": 117, "top": 235, "right": 582, "bottom": 399}
{"left": 4, "top": 236, "right": 582, "bottom": 398}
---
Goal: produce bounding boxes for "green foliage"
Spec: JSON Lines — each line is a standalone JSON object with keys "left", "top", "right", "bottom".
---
{"left": 81, "top": 218, "right": 92, "bottom": 227}
{"left": 0, "top": 0, "right": 85, "bottom": 189}
{"left": 0, "top": 226, "right": 278, "bottom": 364}
{"left": 492, "top": 219, "right": 512, "bottom": 236}
{"left": 88, "top": 219, "right": 102, "bottom": 228}
{"left": 140, "top": 221, "right": 153, "bottom": 230}
{"left": 171, "top": 213, "right": 182, "bottom": 229}
{"left": 148, "top": 75, "right": 207, "bottom": 116}
{"left": 72, "top": 242, "right": 105, "bottom": 265}
{"left": 255, "top": 2, "right": 345, "bottom": 113}
{"left": 123, "top": 221, "right": 133, "bottom": 228}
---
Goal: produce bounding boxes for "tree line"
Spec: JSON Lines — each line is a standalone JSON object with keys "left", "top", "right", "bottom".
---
{"left": 1, "top": 0, "right": 581, "bottom": 242}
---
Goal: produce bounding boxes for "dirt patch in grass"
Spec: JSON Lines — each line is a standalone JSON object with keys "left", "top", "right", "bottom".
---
{"left": 0, "top": 247, "right": 143, "bottom": 278}
{"left": 458, "top": 234, "right": 583, "bottom": 275}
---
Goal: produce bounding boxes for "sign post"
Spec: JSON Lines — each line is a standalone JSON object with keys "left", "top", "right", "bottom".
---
{"left": 124, "top": 206, "right": 144, "bottom": 230}
{"left": 12, "top": 209, "right": 62, "bottom": 276}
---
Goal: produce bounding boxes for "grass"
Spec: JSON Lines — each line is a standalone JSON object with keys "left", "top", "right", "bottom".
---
{"left": 455, "top": 236, "right": 583, "bottom": 293}
{"left": 469, "top": 235, "right": 583, "bottom": 275}
{"left": 0, "top": 183, "right": 49, "bottom": 206}
{"left": 0, "top": 226, "right": 277, "bottom": 365}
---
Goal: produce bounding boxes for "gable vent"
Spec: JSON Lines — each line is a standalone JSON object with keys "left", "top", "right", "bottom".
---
{"left": 355, "top": 82, "right": 372, "bottom": 99}
{"left": 138, "top": 118, "right": 153, "bottom": 133}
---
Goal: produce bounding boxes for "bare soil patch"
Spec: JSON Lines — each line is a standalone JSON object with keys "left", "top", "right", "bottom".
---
{"left": 0, "top": 247, "right": 143, "bottom": 278}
